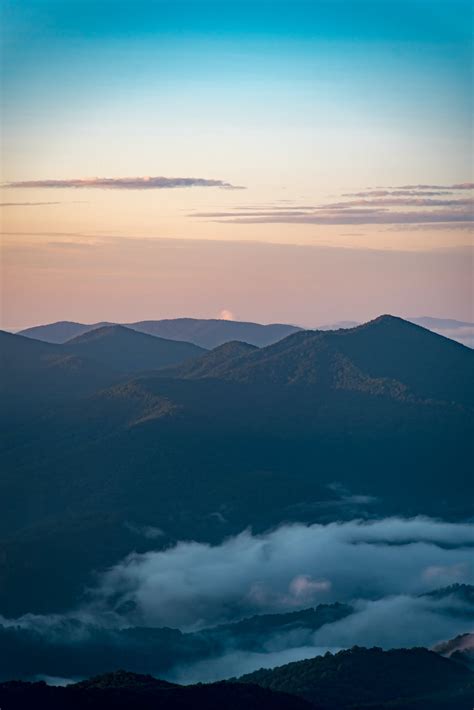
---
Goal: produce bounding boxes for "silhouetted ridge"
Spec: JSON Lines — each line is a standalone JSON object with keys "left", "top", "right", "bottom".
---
{"left": 169, "top": 315, "right": 473, "bottom": 404}
{"left": 0, "top": 674, "right": 311, "bottom": 710}
{"left": 64, "top": 324, "right": 205, "bottom": 373}
{"left": 165, "top": 339, "right": 259, "bottom": 378}
{"left": 20, "top": 320, "right": 113, "bottom": 343}
{"left": 72, "top": 670, "right": 176, "bottom": 689}
{"left": 0, "top": 329, "right": 119, "bottom": 404}
{"left": 19, "top": 318, "right": 302, "bottom": 347}
{"left": 239, "top": 646, "right": 474, "bottom": 708}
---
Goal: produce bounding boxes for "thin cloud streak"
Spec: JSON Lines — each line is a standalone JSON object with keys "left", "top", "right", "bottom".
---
{"left": 1, "top": 202, "right": 63, "bottom": 207}
{"left": 197, "top": 209, "right": 473, "bottom": 226}
{"left": 397, "top": 183, "right": 474, "bottom": 190}
{"left": 191, "top": 181, "right": 473, "bottom": 226}
{"left": 344, "top": 190, "right": 454, "bottom": 197}
{"left": 4, "top": 176, "right": 245, "bottom": 190}
{"left": 320, "top": 197, "right": 473, "bottom": 209}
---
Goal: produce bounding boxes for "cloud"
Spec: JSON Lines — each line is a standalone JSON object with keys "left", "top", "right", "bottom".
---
{"left": 190, "top": 181, "right": 473, "bottom": 226}
{"left": 344, "top": 190, "right": 454, "bottom": 197}
{"left": 168, "top": 646, "right": 333, "bottom": 684}
{"left": 170, "top": 592, "right": 474, "bottom": 683}
{"left": 347, "top": 184, "right": 474, "bottom": 196}
{"left": 124, "top": 522, "right": 164, "bottom": 539}
{"left": 197, "top": 208, "right": 472, "bottom": 226}
{"left": 0, "top": 202, "right": 63, "bottom": 207}
{"left": 310, "top": 593, "right": 474, "bottom": 651}
{"left": 397, "top": 183, "right": 474, "bottom": 190}
{"left": 1, "top": 518, "right": 473, "bottom": 683}
{"left": 89, "top": 517, "right": 474, "bottom": 629}
{"left": 320, "top": 197, "right": 473, "bottom": 210}
{"left": 427, "top": 326, "right": 474, "bottom": 348}
{"left": 3, "top": 176, "right": 244, "bottom": 190}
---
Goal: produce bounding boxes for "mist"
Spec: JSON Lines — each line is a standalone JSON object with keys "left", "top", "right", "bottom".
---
{"left": 1, "top": 516, "right": 472, "bottom": 683}
{"left": 91, "top": 517, "right": 474, "bottom": 629}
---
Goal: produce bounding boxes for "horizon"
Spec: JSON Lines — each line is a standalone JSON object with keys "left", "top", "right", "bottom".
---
{"left": 9, "top": 310, "right": 474, "bottom": 332}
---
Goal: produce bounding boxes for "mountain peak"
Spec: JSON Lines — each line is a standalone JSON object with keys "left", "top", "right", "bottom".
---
{"left": 63, "top": 325, "right": 205, "bottom": 373}
{"left": 65, "top": 324, "right": 133, "bottom": 344}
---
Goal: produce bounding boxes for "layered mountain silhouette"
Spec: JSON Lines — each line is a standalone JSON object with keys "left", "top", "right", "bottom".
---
{"left": 1, "top": 648, "right": 473, "bottom": 710}
{"left": 0, "top": 602, "right": 353, "bottom": 682}
{"left": 18, "top": 314, "right": 474, "bottom": 349}
{"left": 19, "top": 317, "right": 302, "bottom": 348}
{"left": 0, "top": 316, "right": 472, "bottom": 617}
{"left": 168, "top": 315, "right": 473, "bottom": 405}
{"left": 18, "top": 320, "right": 115, "bottom": 343}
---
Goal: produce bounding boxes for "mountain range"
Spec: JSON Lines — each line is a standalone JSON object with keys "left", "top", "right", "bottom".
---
{"left": 18, "top": 318, "right": 302, "bottom": 348}
{"left": 2, "top": 585, "right": 472, "bottom": 684}
{"left": 1, "top": 646, "right": 473, "bottom": 710}
{"left": 16, "top": 314, "right": 474, "bottom": 348}
{"left": 0, "top": 315, "right": 472, "bottom": 617}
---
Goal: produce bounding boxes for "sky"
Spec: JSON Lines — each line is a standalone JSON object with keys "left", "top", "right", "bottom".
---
{"left": 1, "top": 0, "right": 473, "bottom": 329}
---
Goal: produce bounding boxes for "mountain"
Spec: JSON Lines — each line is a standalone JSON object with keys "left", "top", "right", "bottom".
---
{"left": 128, "top": 318, "right": 302, "bottom": 348}
{"left": 63, "top": 325, "right": 205, "bottom": 373}
{"left": 0, "top": 671, "right": 311, "bottom": 710}
{"left": 3, "top": 648, "right": 471, "bottom": 710}
{"left": 238, "top": 646, "right": 474, "bottom": 709}
{"left": 169, "top": 315, "right": 474, "bottom": 405}
{"left": 164, "top": 340, "right": 258, "bottom": 378}
{"left": 19, "top": 320, "right": 113, "bottom": 343}
{"left": 1, "top": 315, "right": 472, "bottom": 616}
{"left": 18, "top": 315, "right": 474, "bottom": 350}
{"left": 19, "top": 318, "right": 302, "bottom": 347}
{"left": 0, "top": 329, "right": 119, "bottom": 406}
{"left": 0, "top": 603, "right": 353, "bottom": 682}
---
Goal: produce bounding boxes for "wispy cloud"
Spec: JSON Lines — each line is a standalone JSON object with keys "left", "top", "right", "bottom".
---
{"left": 0, "top": 202, "right": 63, "bottom": 207}
{"left": 191, "top": 182, "right": 473, "bottom": 227}
{"left": 194, "top": 208, "right": 472, "bottom": 226}
{"left": 344, "top": 190, "right": 454, "bottom": 197}
{"left": 321, "top": 197, "right": 473, "bottom": 210}
{"left": 3, "top": 176, "right": 245, "bottom": 190}
{"left": 396, "top": 183, "right": 474, "bottom": 190}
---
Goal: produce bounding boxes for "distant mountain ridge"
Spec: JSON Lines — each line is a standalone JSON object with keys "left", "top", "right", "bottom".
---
{"left": 18, "top": 314, "right": 474, "bottom": 348}
{"left": 18, "top": 318, "right": 302, "bottom": 348}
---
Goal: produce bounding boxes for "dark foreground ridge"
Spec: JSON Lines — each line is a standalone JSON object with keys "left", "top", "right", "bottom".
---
{"left": 238, "top": 645, "right": 474, "bottom": 709}
{"left": 0, "top": 670, "right": 311, "bottom": 710}
{"left": 1, "top": 647, "right": 474, "bottom": 709}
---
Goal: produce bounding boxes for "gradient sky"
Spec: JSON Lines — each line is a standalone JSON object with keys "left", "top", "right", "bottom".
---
{"left": 1, "top": 0, "right": 473, "bottom": 329}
